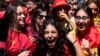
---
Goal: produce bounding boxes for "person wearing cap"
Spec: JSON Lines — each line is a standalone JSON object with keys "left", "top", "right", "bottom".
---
{"left": 51, "top": 0, "right": 77, "bottom": 49}
{"left": 52, "top": 0, "right": 77, "bottom": 34}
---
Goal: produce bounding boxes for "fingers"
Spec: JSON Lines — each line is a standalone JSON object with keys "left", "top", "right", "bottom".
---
{"left": 59, "top": 12, "right": 69, "bottom": 20}
{"left": 59, "top": 12, "right": 67, "bottom": 17}
{"left": 18, "top": 51, "right": 30, "bottom": 56}
{"left": 82, "top": 39, "right": 90, "bottom": 48}
{"left": 81, "top": 39, "right": 91, "bottom": 52}
{"left": 81, "top": 39, "right": 95, "bottom": 55}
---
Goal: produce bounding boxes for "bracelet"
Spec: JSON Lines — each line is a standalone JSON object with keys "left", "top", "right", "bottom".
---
{"left": 73, "top": 40, "right": 77, "bottom": 45}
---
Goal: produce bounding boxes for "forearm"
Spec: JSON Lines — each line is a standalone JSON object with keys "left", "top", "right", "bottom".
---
{"left": 73, "top": 41, "right": 85, "bottom": 56}
{"left": 66, "top": 29, "right": 84, "bottom": 56}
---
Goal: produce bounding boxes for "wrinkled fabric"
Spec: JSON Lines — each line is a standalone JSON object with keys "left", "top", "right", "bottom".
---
{"left": 77, "top": 25, "right": 100, "bottom": 48}
{"left": 6, "top": 29, "right": 36, "bottom": 56}
{"left": 76, "top": 25, "right": 100, "bottom": 56}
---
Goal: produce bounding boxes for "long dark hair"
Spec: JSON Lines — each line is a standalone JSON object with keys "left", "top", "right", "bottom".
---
{"left": 75, "top": 7, "right": 94, "bottom": 26}
{"left": 7, "top": 4, "right": 27, "bottom": 33}
{"left": 31, "top": 4, "right": 48, "bottom": 32}
{"left": 33, "top": 15, "right": 76, "bottom": 56}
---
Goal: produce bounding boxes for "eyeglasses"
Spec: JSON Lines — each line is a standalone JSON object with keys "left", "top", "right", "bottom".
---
{"left": 90, "top": 8, "right": 98, "bottom": 11}
{"left": 39, "top": 15, "right": 47, "bottom": 19}
{"left": 76, "top": 16, "right": 90, "bottom": 20}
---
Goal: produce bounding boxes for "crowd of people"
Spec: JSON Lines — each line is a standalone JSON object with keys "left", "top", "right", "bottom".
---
{"left": 0, "top": 0, "right": 100, "bottom": 56}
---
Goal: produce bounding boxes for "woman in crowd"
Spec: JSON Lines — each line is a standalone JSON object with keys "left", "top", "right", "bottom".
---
{"left": 26, "top": 0, "right": 38, "bottom": 25}
{"left": 52, "top": 0, "right": 76, "bottom": 34}
{"left": 75, "top": 7, "right": 100, "bottom": 56}
{"left": 88, "top": 1, "right": 100, "bottom": 28}
{"left": 31, "top": 5, "right": 48, "bottom": 39}
{"left": 32, "top": 15, "right": 85, "bottom": 56}
{"left": 88, "top": 1, "right": 99, "bottom": 18}
{"left": 6, "top": 4, "right": 36, "bottom": 56}
{"left": 68, "top": 3, "right": 78, "bottom": 28}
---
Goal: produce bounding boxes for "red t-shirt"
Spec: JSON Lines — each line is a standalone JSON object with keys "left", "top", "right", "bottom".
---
{"left": 77, "top": 25, "right": 100, "bottom": 48}
{"left": 6, "top": 29, "right": 36, "bottom": 56}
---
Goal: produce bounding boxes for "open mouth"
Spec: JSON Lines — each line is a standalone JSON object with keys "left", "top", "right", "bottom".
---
{"left": 47, "top": 40, "right": 55, "bottom": 48}
{"left": 19, "top": 21, "right": 25, "bottom": 25}
{"left": 27, "top": 7, "right": 31, "bottom": 11}
{"left": 79, "top": 25, "right": 85, "bottom": 29}
{"left": 78, "top": 23, "right": 86, "bottom": 29}
{"left": 48, "top": 40, "right": 54, "bottom": 43}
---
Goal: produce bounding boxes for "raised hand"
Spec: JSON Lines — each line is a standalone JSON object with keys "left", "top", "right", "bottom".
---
{"left": 82, "top": 39, "right": 95, "bottom": 56}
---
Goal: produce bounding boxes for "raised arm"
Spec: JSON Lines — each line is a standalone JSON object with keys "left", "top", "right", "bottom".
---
{"left": 66, "top": 30, "right": 85, "bottom": 56}
{"left": 59, "top": 12, "right": 77, "bottom": 29}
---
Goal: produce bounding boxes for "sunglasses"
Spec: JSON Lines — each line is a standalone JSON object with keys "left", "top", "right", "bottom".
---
{"left": 39, "top": 15, "right": 47, "bottom": 19}
{"left": 90, "top": 8, "right": 98, "bottom": 11}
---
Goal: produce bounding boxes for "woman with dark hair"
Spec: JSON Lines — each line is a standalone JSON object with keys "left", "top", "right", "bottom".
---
{"left": 32, "top": 15, "right": 85, "bottom": 56}
{"left": 32, "top": 8, "right": 47, "bottom": 30}
{"left": 88, "top": 1, "right": 100, "bottom": 29}
{"left": 31, "top": 6, "right": 48, "bottom": 40}
{"left": 26, "top": 0, "right": 38, "bottom": 21}
{"left": 6, "top": 4, "right": 36, "bottom": 56}
{"left": 88, "top": 1, "right": 99, "bottom": 18}
{"left": 75, "top": 7, "right": 100, "bottom": 56}
{"left": 52, "top": 0, "right": 77, "bottom": 34}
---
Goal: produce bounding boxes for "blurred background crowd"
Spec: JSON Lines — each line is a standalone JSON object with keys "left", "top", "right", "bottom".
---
{"left": 0, "top": 0, "right": 100, "bottom": 56}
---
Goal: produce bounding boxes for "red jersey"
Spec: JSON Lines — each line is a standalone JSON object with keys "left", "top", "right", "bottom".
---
{"left": 77, "top": 25, "right": 100, "bottom": 48}
{"left": 6, "top": 29, "right": 36, "bottom": 56}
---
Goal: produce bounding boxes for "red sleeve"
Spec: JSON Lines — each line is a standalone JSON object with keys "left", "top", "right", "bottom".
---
{"left": 0, "top": 41, "right": 6, "bottom": 50}
{"left": 85, "top": 26, "right": 100, "bottom": 48}
{"left": 63, "top": 44, "right": 72, "bottom": 56}
{"left": 6, "top": 29, "right": 20, "bottom": 56}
